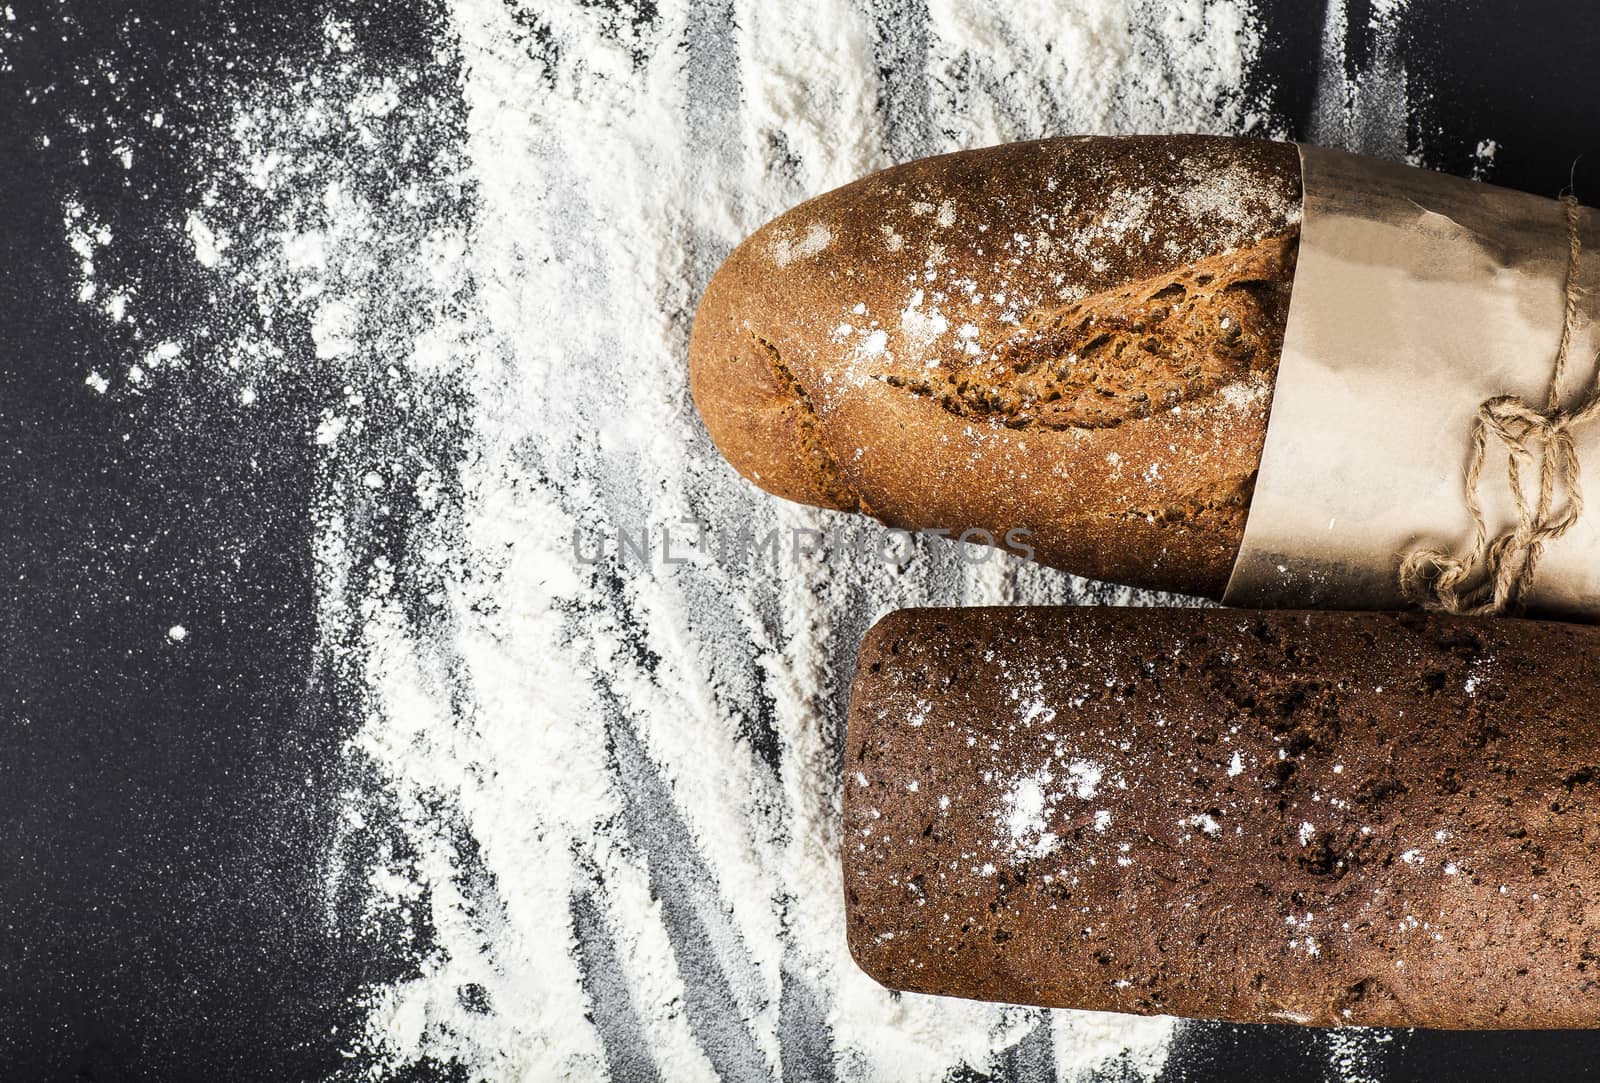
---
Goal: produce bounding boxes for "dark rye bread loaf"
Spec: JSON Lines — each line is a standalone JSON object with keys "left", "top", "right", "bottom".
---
{"left": 844, "top": 606, "right": 1600, "bottom": 1028}
{"left": 690, "top": 136, "right": 1302, "bottom": 597}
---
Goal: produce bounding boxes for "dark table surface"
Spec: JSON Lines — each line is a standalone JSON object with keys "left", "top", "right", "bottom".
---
{"left": 4, "top": 1, "right": 1600, "bottom": 1080}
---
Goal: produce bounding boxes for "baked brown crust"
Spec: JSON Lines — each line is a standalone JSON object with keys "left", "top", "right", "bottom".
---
{"left": 689, "top": 136, "right": 1302, "bottom": 596}
{"left": 845, "top": 605, "right": 1600, "bottom": 1028}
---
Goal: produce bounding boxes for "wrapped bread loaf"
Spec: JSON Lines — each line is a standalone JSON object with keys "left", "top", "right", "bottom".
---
{"left": 844, "top": 605, "right": 1600, "bottom": 1028}
{"left": 690, "top": 136, "right": 1302, "bottom": 597}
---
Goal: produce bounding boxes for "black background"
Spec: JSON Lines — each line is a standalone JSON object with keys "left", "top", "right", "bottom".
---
{"left": 3, "top": 0, "right": 1600, "bottom": 1080}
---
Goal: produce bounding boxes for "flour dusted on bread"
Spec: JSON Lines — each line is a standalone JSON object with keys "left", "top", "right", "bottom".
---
{"left": 845, "top": 605, "right": 1600, "bottom": 1029}
{"left": 690, "top": 136, "right": 1302, "bottom": 597}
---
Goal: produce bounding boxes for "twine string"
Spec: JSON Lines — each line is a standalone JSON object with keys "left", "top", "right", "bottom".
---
{"left": 1398, "top": 195, "right": 1600, "bottom": 615}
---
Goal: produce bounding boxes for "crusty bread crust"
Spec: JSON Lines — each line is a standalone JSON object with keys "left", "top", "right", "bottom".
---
{"left": 690, "top": 136, "right": 1302, "bottom": 596}
{"left": 846, "top": 605, "right": 1600, "bottom": 1028}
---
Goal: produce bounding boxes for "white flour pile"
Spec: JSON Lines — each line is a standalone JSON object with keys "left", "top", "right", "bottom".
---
{"left": 52, "top": 0, "right": 1476, "bottom": 1079}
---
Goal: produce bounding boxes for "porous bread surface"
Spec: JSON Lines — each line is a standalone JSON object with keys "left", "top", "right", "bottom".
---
{"left": 689, "top": 136, "right": 1302, "bottom": 597}
{"left": 877, "top": 232, "right": 1293, "bottom": 432}
{"left": 845, "top": 606, "right": 1600, "bottom": 1028}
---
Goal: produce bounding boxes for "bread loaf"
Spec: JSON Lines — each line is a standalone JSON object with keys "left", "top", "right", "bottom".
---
{"left": 690, "top": 136, "right": 1302, "bottom": 597}
{"left": 844, "top": 605, "right": 1600, "bottom": 1028}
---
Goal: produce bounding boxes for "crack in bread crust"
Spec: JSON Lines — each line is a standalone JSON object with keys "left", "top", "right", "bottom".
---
{"left": 872, "top": 230, "right": 1298, "bottom": 431}
{"left": 1113, "top": 472, "right": 1259, "bottom": 528}
{"left": 750, "top": 331, "right": 865, "bottom": 514}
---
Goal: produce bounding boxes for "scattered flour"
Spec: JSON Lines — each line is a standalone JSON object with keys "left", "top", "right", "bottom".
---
{"left": 1065, "top": 760, "right": 1106, "bottom": 800}
{"left": 44, "top": 0, "right": 1460, "bottom": 1078}
{"left": 999, "top": 770, "right": 1061, "bottom": 859}
{"left": 771, "top": 221, "right": 834, "bottom": 267}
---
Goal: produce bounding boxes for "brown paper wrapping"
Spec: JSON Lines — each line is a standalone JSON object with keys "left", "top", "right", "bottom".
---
{"left": 1223, "top": 144, "right": 1600, "bottom": 618}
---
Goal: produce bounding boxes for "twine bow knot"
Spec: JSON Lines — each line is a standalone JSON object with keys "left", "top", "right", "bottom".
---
{"left": 1399, "top": 195, "right": 1600, "bottom": 616}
